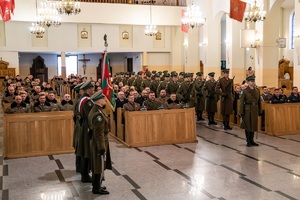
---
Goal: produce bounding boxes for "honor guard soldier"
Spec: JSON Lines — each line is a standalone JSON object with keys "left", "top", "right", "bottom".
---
{"left": 216, "top": 69, "right": 234, "bottom": 130}
{"left": 167, "top": 72, "right": 180, "bottom": 96}
{"left": 127, "top": 72, "right": 135, "bottom": 87}
{"left": 176, "top": 73, "right": 193, "bottom": 103}
{"left": 193, "top": 72, "right": 206, "bottom": 121}
{"left": 203, "top": 72, "right": 218, "bottom": 125}
{"left": 239, "top": 76, "right": 262, "bottom": 147}
{"left": 140, "top": 72, "right": 152, "bottom": 91}
{"left": 150, "top": 74, "right": 160, "bottom": 96}
{"left": 88, "top": 91, "right": 112, "bottom": 195}
{"left": 73, "top": 82, "right": 84, "bottom": 173}
{"left": 78, "top": 81, "right": 95, "bottom": 182}
{"left": 178, "top": 72, "right": 185, "bottom": 83}
{"left": 156, "top": 73, "right": 170, "bottom": 95}
{"left": 133, "top": 71, "right": 143, "bottom": 93}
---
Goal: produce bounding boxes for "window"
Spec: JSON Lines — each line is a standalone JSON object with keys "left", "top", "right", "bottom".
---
{"left": 57, "top": 55, "right": 78, "bottom": 76}
{"left": 290, "top": 11, "right": 295, "bottom": 49}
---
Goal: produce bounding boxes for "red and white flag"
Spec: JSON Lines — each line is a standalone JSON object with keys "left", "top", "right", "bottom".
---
{"left": 229, "top": 0, "right": 246, "bottom": 22}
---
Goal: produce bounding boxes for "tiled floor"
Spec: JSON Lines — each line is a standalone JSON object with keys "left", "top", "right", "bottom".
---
{"left": 2, "top": 113, "right": 300, "bottom": 199}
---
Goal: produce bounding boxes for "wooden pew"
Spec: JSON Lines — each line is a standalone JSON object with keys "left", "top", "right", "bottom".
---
{"left": 3, "top": 111, "right": 74, "bottom": 159}
{"left": 117, "top": 108, "right": 125, "bottom": 141}
{"left": 121, "top": 108, "right": 197, "bottom": 147}
{"left": 264, "top": 103, "right": 300, "bottom": 135}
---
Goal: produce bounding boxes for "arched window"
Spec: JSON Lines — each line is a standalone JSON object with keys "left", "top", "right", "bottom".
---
{"left": 290, "top": 11, "right": 295, "bottom": 49}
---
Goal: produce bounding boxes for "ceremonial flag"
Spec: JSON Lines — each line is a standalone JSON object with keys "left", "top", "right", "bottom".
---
{"left": 229, "top": 0, "right": 246, "bottom": 22}
{"left": 0, "top": 0, "right": 15, "bottom": 22}
{"left": 101, "top": 52, "right": 115, "bottom": 109}
{"left": 181, "top": 10, "right": 189, "bottom": 33}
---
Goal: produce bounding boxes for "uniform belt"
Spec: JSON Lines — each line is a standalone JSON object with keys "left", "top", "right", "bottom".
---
{"left": 245, "top": 103, "right": 258, "bottom": 105}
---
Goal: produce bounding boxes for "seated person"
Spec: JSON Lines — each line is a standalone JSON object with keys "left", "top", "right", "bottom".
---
{"left": 288, "top": 86, "right": 300, "bottom": 103}
{"left": 20, "top": 91, "right": 31, "bottom": 106}
{"left": 5, "top": 95, "right": 31, "bottom": 114}
{"left": 270, "top": 88, "right": 286, "bottom": 104}
{"left": 144, "top": 91, "right": 165, "bottom": 110}
{"left": 135, "top": 89, "right": 148, "bottom": 106}
{"left": 115, "top": 91, "right": 128, "bottom": 109}
{"left": 3, "top": 86, "right": 17, "bottom": 103}
{"left": 60, "top": 94, "right": 73, "bottom": 111}
{"left": 156, "top": 89, "right": 168, "bottom": 105}
{"left": 33, "top": 94, "right": 53, "bottom": 112}
{"left": 166, "top": 93, "right": 182, "bottom": 109}
{"left": 31, "top": 86, "right": 41, "bottom": 101}
{"left": 260, "top": 86, "right": 272, "bottom": 101}
{"left": 46, "top": 91, "right": 62, "bottom": 111}
{"left": 123, "top": 95, "right": 141, "bottom": 112}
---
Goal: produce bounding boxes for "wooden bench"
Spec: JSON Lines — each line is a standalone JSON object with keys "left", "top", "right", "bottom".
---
{"left": 3, "top": 111, "right": 74, "bottom": 159}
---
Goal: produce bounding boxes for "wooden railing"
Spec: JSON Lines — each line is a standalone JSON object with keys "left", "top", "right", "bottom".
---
{"left": 3, "top": 112, "right": 74, "bottom": 159}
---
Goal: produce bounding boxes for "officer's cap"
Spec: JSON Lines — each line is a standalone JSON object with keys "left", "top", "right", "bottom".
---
{"left": 246, "top": 76, "right": 255, "bottom": 82}
{"left": 179, "top": 72, "right": 185, "bottom": 76}
{"left": 152, "top": 70, "right": 157, "bottom": 74}
{"left": 131, "top": 72, "right": 135, "bottom": 75}
{"left": 223, "top": 69, "right": 230, "bottom": 74}
{"left": 146, "top": 72, "right": 151, "bottom": 77}
{"left": 155, "top": 73, "right": 160, "bottom": 77}
{"left": 171, "top": 72, "right": 178, "bottom": 77}
{"left": 74, "top": 82, "right": 84, "bottom": 91}
{"left": 164, "top": 73, "right": 170, "bottom": 77}
{"left": 208, "top": 72, "right": 215, "bottom": 77}
{"left": 80, "top": 80, "right": 94, "bottom": 90}
{"left": 137, "top": 71, "right": 143, "bottom": 75}
{"left": 91, "top": 91, "right": 106, "bottom": 102}
{"left": 163, "top": 70, "right": 168, "bottom": 73}
{"left": 196, "top": 72, "right": 203, "bottom": 76}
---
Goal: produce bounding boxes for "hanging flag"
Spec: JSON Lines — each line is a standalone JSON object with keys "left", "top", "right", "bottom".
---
{"left": 230, "top": 0, "right": 246, "bottom": 22}
{"left": 101, "top": 52, "right": 116, "bottom": 109}
{"left": 0, "top": 0, "right": 15, "bottom": 22}
{"left": 181, "top": 10, "right": 189, "bottom": 33}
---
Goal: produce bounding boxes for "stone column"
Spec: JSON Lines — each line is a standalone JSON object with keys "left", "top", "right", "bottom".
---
{"left": 61, "top": 52, "right": 66, "bottom": 78}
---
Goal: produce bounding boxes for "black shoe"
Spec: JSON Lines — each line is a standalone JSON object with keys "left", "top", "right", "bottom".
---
{"left": 81, "top": 176, "right": 92, "bottom": 183}
{"left": 101, "top": 186, "right": 107, "bottom": 190}
{"left": 208, "top": 121, "right": 212, "bottom": 125}
{"left": 223, "top": 126, "right": 228, "bottom": 130}
{"left": 199, "top": 117, "right": 205, "bottom": 121}
{"left": 211, "top": 121, "right": 217, "bottom": 125}
{"left": 251, "top": 141, "right": 259, "bottom": 146}
{"left": 92, "top": 188, "right": 110, "bottom": 195}
{"left": 76, "top": 168, "right": 81, "bottom": 173}
{"left": 247, "top": 143, "right": 252, "bottom": 147}
{"left": 227, "top": 126, "right": 232, "bottom": 130}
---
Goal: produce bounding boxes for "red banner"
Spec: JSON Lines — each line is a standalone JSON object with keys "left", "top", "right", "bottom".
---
{"left": 0, "top": 0, "right": 15, "bottom": 22}
{"left": 181, "top": 10, "right": 189, "bottom": 33}
{"left": 230, "top": 0, "right": 246, "bottom": 22}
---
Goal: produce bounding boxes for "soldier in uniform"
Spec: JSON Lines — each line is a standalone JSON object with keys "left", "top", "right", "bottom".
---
{"left": 150, "top": 74, "right": 160, "bottom": 96}
{"left": 178, "top": 72, "right": 185, "bottom": 83}
{"left": 3, "top": 86, "right": 17, "bottom": 103}
{"left": 176, "top": 73, "right": 192, "bottom": 103}
{"left": 193, "top": 72, "right": 206, "bottom": 121}
{"left": 60, "top": 94, "right": 73, "bottom": 111}
{"left": 133, "top": 71, "right": 143, "bottom": 93}
{"left": 216, "top": 69, "right": 234, "bottom": 130}
{"left": 78, "top": 81, "right": 95, "bottom": 182}
{"left": 239, "top": 76, "right": 261, "bottom": 147}
{"left": 127, "top": 72, "right": 135, "bottom": 87}
{"left": 124, "top": 95, "right": 141, "bottom": 111}
{"left": 166, "top": 72, "right": 179, "bottom": 95}
{"left": 46, "top": 91, "right": 62, "bottom": 111}
{"left": 203, "top": 72, "right": 218, "bottom": 125}
{"left": 144, "top": 91, "right": 164, "bottom": 110}
{"left": 88, "top": 91, "right": 111, "bottom": 195}
{"left": 73, "top": 82, "right": 84, "bottom": 173}
{"left": 156, "top": 73, "right": 170, "bottom": 95}
{"left": 140, "top": 72, "right": 152, "bottom": 91}
{"left": 166, "top": 93, "right": 182, "bottom": 109}
{"left": 5, "top": 95, "right": 31, "bottom": 114}
{"left": 33, "top": 94, "right": 53, "bottom": 112}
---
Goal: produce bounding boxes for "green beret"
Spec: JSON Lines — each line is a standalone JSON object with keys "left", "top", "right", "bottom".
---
{"left": 74, "top": 82, "right": 84, "bottom": 91}
{"left": 90, "top": 91, "right": 106, "bottom": 102}
{"left": 208, "top": 72, "right": 215, "bottom": 77}
{"left": 80, "top": 80, "right": 93, "bottom": 90}
{"left": 137, "top": 71, "right": 143, "bottom": 75}
{"left": 152, "top": 70, "right": 156, "bottom": 74}
{"left": 196, "top": 72, "right": 203, "bottom": 76}
{"left": 223, "top": 69, "right": 230, "bottom": 74}
{"left": 164, "top": 73, "right": 170, "bottom": 77}
{"left": 246, "top": 76, "right": 255, "bottom": 82}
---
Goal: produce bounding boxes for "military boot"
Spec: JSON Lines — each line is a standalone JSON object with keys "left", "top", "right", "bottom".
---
{"left": 92, "top": 174, "right": 109, "bottom": 195}
{"left": 223, "top": 121, "right": 227, "bottom": 130}
{"left": 198, "top": 111, "right": 205, "bottom": 121}
{"left": 75, "top": 156, "right": 81, "bottom": 173}
{"left": 81, "top": 158, "right": 92, "bottom": 183}
{"left": 226, "top": 121, "right": 232, "bottom": 130}
{"left": 250, "top": 132, "right": 259, "bottom": 146}
{"left": 245, "top": 130, "right": 251, "bottom": 147}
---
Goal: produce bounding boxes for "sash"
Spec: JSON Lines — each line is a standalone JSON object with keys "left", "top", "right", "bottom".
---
{"left": 78, "top": 97, "right": 89, "bottom": 114}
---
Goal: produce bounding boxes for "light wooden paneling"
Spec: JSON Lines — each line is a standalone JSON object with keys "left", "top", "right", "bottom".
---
{"left": 4, "top": 112, "right": 74, "bottom": 159}
{"left": 124, "top": 108, "right": 197, "bottom": 147}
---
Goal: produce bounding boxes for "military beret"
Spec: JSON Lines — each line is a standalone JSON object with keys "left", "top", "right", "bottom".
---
{"left": 164, "top": 73, "right": 170, "bottom": 77}
{"left": 196, "top": 72, "right": 203, "bottom": 76}
{"left": 246, "top": 76, "right": 255, "bottom": 82}
{"left": 80, "top": 80, "right": 94, "bottom": 90}
{"left": 90, "top": 90, "right": 106, "bottom": 102}
{"left": 74, "top": 82, "right": 84, "bottom": 91}
{"left": 223, "top": 69, "right": 230, "bottom": 74}
{"left": 152, "top": 70, "right": 157, "bottom": 74}
{"left": 137, "top": 71, "right": 143, "bottom": 75}
{"left": 208, "top": 72, "right": 215, "bottom": 77}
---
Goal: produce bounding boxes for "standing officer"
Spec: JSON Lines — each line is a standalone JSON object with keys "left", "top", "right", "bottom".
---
{"left": 88, "top": 91, "right": 111, "bottom": 194}
{"left": 216, "top": 69, "right": 234, "bottom": 130}
{"left": 193, "top": 72, "right": 206, "bottom": 121}
{"left": 166, "top": 72, "right": 179, "bottom": 96}
{"left": 239, "top": 76, "right": 261, "bottom": 147}
{"left": 78, "top": 81, "right": 95, "bottom": 182}
{"left": 203, "top": 72, "right": 218, "bottom": 125}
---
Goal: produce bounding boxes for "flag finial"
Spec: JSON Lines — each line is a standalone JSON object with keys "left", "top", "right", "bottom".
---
{"left": 104, "top": 34, "right": 108, "bottom": 52}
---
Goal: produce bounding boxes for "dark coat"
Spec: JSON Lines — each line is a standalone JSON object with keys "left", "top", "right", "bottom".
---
{"left": 216, "top": 77, "right": 234, "bottom": 115}
{"left": 140, "top": 79, "right": 152, "bottom": 91}
{"left": 193, "top": 79, "right": 205, "bottom": 111}
{"left": 287, "top": 93, "right": 300, "bottom": 103}
{"left": 156, "top": 80, "right": 168, "bottom": 95}
{"left": 203, "top": 80, "right": 218, "bottom": 113}
{"left": 135, "top": 96, "right": 147, "bottom": 106}
{"left": 61, "top": 100, "right": 74, "bottom": 111}
{"left": 115, "top": 98, "right": 128, "bottom": 109}
{"left": 88, "top": 104, "right": 112, "bottom": 174}
{"left": 144, "top": 99, "right": 162, "bottom": 110}
{"left": 150, "top": 80, "right": 160, "bottom": 96}
{"left": 123, "top": 102, "right": 141, "bottom": 111}
{"left": 270, "top": 94, "right": 286, "bottom": 104}
{"left": 166, "top": 81, "right": 179, "bottom": 95}
{"left": 239, "top": 87, "right": 261, "bottom": 132}
{"left": 166, "top": 99, "right": 182, "bottom": 109}
{"left": 5, "top": 102, "right": 31, "bottom": 114}
{"left": 33, "top": 101, "right": 53, "bottom": 112}
{"left": 73, "top": 94, "right": 81, "bottom": 150}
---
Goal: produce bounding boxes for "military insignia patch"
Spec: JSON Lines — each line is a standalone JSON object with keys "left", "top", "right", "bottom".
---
{"left": 88, "top": 102, "right": 92, "bottom": 107}
{"left": 97, "top": 116, "right": 102, "bottom": 122}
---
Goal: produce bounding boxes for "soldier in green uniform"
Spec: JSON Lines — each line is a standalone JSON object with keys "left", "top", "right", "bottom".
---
{"left": 167, "top": 73, "right": 180, "bottom": 96}
{"left": 5, "top": 95, "right": 31, "bottom": 114}
{"left": 140, "top": 72, "right": 152, "bottom": 91}
{"left": 78, "top": 81, "right": 95, "bottom": 182}
{"left": 178, "top": 72, "right": 185, "bottom": 83}
{"left": 156, "top": 73, "right": 170, "bottom": 95}
{"left": 72, "top": 82, "right": 84, "bottom": 173}
{"left": 150, "top": 74, "right": 160, "bottom": 97}
{"left": 127, "top": 72, "right": 135, "bottom": 87}
{"left": 216, "top": 69, "right": 234, "bottom": 130}
{"left": 176, "top": 73, "right": 192, "bottom": 103}
{"left": 239, "top": 76, "right": 262, "bottom": 147}
{"left": 133, "top": 71, "right": 143, "bottom": 93}
{"left": 144, "top": 91, "right": 164, "bottom": 110}
{"left": 193, "top": 72, "right": 206, "bottom": 121}
{"left": 203, "top": 72, "right": 218, "bottom": 125}
{"left": 88, "top": 91, "right": 112, "bottom": 194}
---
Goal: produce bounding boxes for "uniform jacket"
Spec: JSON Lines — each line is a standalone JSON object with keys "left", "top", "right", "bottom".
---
{"left": 144, "top": 99, "right": 163, "bottom": 110}
{"left": 133, "top": 77, "right": 143, "bottom": 93}
{"left": 33, "top": 101, "right": 53, "bottom": 112}
{"left": 61, "top": 100, "right": 74, "bottom": 111}
{"left": 287, "top": 93, "right": 300, "bottom": 103}
{"left": 166, "top": 81, "right": 179, "bottom": 95}
{"left": 156, "top": 96, "right": 168, "bottom": 105}
{"left": 203, "top": 80, "right": 218, "bottom": 113}
{"left": 123, "top": 102, "right": 141, "bottom": 111}
{"left": 73, "top": 93, "right": 81, "bottom": 150}
{"left": 176, "top": 81, "right": 192, "bottom": 102}
{"left": 239, "top": 87, "right": 261, "bottom": 132}
{"left": 216, "top": 77, "right": 234, "bottom": 115}
{"left": 193, "top": 79, "right": 205, "bottom": 111}
{"left": 260, "top": 93, "right": 272, "bottom": 102}
{"left": 140, "top": 79, "right": 152, "bottom": 91}
{"left": 150, "top": 80, "right": 160, "bottom": 96}
{"left": 5, "top": 102, "right": 31, "bottom": 114}
{"left": 2, "top": 92, "right": 17, "bottom": 103}
{"left": 156, "top": 80, "right": 168, "bottom": 95}
{"left": 47, "top": 98, "right": 62, "bottom": 111}
{"left": 166, "top": 99, "right": 182, "bottom": 109}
